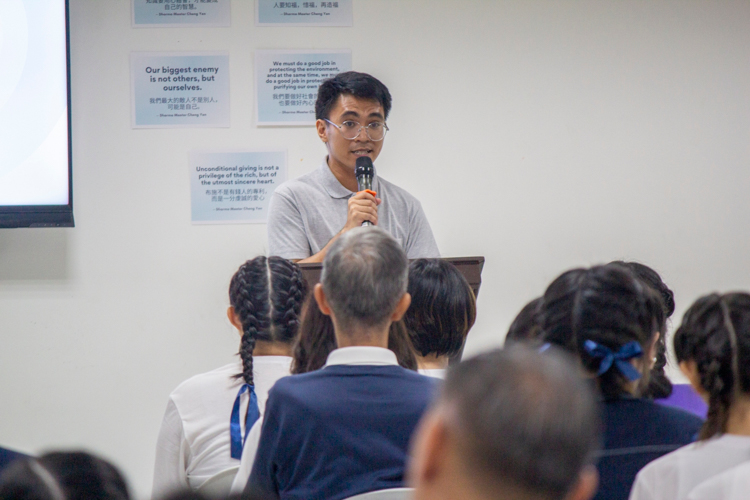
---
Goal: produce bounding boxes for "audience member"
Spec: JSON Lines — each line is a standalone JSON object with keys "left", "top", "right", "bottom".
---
{"left": 152, "top": 257, "right": 307, "bottom": 497}
{"left": 539, "top": 263, "right": 703, "bottom": 500}
{"left": 506, "top": 297, "right": 544, "bottom": 345}
{"left": 630, "top": 292, "right": 750, "bottom": 500}
{"left": 0, "top": 451, "right": 129, "bottom": 500}
{"left": 291, "top": 294, "right": 418, "bottom": 373}
{"left": 243, "top": 227, "right": 437, "bottom": 500}
{"left": 229, "top": 294, "right": 418, "bottom": 495}
{"left": 403, "top": 259, "right": 476, "bottom": 377}
{"left": 408, "top": 346, "right": 600, "bottom": 500}
{"left": 611, "top": 261, "right": 676, "bottom": 400}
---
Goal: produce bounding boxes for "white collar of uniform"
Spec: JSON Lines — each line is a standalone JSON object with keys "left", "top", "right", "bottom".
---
{"left": 324, "top": 346, "right": 398, "bottom": 367}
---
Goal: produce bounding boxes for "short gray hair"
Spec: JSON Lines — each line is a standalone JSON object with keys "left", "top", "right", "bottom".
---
{"left": 321, "top": 227, "right": 408, "bottom": 331}
{"left": 442, "top": 346, "right": 600, "bottom": 499}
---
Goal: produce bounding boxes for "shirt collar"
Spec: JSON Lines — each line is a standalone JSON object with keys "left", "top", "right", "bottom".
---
{"left": 318, "top": 157, "right": 379, "bottom": 199}
{"left": 324, "top": 346, "right": 399, "bottom": 367}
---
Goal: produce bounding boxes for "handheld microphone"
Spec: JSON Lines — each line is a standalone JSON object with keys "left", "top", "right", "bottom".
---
{"left": 355, "top": 157, "right": 375, "bottom": 227}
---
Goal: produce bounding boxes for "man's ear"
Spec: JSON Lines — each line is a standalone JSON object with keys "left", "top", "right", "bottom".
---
{"left": 227, "top": 306, "right": 243, "bottom": 336}
{"left": 407, "top": 409, "right": 449, "bottom": 494}
{"left": 316, "top": 119, "right": 329, "bottom": 143}
{"left": 564, "top": 465, "right": 599, "bottom": 500}
{"left": 679, "top": 360, "right": 709, "bottom": 401}
{"left": 314, "top": 283, "right": 332, "bottom": 316}
{"left": 391, "top": 293, "right": 412, "bottom": 322}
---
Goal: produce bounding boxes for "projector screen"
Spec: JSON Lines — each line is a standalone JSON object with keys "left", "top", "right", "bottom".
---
{"left": 0, "top": 0, "right": 73, "bottom": 228}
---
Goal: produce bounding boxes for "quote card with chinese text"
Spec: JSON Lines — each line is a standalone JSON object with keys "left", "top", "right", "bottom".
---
{"left": 132, "top": 0, "right": 231, "bottom": 27}
{"left": 255, "top": 49, "right": 352, "bottom": 126}
{"left": 256, "top": 0, "right": 352, "bottom": 26}
{"left": 189, "top": 150, "right": 287, "bottom": 224}
{"left": 131, "top": 52, "right": 230, "bottom": 128}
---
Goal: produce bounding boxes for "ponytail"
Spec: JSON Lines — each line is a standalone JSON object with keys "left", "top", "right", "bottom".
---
{"left": 540, "top": 264, "right": 664, "bottom": 399}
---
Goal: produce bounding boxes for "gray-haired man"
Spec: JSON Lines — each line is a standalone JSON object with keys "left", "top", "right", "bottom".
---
{"left": 408, "top": 346, "right": 601, "bottom": 500}
{"left": 245, "top": 227, "right": 437, "bottom": 500}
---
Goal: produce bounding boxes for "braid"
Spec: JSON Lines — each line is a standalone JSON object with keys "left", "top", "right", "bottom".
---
{"left": 229, "top": 257, "right": 272, "bottom": 387}
{"left": 701, "top": 358, "right": 732, "bottom": 439}
{"left": 674, "top": 292, "right": 750, "bottom": 440}
{"left": 267, "top": 257, "right": 308, "bottom": 343}
{"left": 238, "top": 306, "right": 259, "bottom": 386}
{"left": 644, "top": 340, "right": 673, "bottom": 399}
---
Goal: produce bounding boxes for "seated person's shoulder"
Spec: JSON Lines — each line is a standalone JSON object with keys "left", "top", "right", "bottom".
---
{"left": 639, "top": 399, "right": 704, "bottom": 441}
{"left": 171, "top": 363, "right": 239, "bottom": 395}
{"left": 392, "top": 366, "right": 441, "bottom": 401}
{"left": 649, "top": 401, "right": 704, "bottom": 432}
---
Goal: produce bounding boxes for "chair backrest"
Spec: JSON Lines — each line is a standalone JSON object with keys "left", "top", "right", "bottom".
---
{"left": 343, "top": 487, "right": 414, "bottom": 500}
{"left": 197, "top": 466, "right": 240, "bottom": 498}
{"left": 655, "top": 384, "right": 708, "bottom": 418}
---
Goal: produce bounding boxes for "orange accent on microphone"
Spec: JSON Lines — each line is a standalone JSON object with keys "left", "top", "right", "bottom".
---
{"left": 362, "top": 189, "right": 377, "bottom": 197}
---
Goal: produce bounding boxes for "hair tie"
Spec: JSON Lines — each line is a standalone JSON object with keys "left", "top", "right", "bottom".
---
{"left": 583, "top": 340, "right": 643, "bottom": 381}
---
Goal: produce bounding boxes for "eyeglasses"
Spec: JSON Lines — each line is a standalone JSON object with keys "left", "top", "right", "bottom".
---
{"left": 324, "top": 119, "right": 389, "bottom": 141}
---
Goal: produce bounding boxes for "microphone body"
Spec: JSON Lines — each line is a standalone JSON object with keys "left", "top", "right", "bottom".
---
{"left": 355, "top": 157, "right": 375, "bottom": 227}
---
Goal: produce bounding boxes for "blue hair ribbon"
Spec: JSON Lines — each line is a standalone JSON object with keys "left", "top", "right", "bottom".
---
{"left": 230, "top": 384, "right": 260, "bottom": 459}
{"left": 583, "top": 340, "right": 643, "bottom": 381}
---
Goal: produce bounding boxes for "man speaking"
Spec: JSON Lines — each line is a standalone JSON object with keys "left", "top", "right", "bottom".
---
{"left": 267, "top": 71, "right": 440, "bottom": 262}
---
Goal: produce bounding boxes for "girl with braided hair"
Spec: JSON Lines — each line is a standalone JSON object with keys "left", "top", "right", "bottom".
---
{"left": 538, "top": 263, "right": 703, "bottom": 500}
{"left": 152, "top": 257, "right": 307, "bottom": 498}
{"left": 630, "top": 292, "right": 750, "bottom": 500}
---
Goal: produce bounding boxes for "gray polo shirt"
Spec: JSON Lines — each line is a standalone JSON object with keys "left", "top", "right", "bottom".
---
{"left": 267, "top": 158, "right": 440, "bottom": 260}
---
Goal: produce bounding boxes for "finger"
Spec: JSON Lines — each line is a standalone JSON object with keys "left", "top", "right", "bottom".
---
{"left": 353, "top": 191, "right": 378, "bottom": 203}
{"left": 352, "top": 207, "right": 379, "bottom": 224}
{"left": 349, "top": 199, "right": 379, "bottom": 210}
{"left": 352, "top": 206, "right": 379, "bottom": 220}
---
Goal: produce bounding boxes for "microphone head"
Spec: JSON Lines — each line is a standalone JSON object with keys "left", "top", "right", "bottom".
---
{"left": 355, "top": 156, "right": 374, "bottom": 178}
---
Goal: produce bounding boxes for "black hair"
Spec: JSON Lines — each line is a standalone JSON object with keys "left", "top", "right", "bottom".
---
{"left": 506, "top": 297, "right": 544, "bottom": 345}
{"left": 673, "top": 292, "right": 750, "bottom": 440}
{"left": 315, "top": 71, "right": 392, "bottom": 121}
{"left": 0, "top": 451, "right": 130, "bottom": 500}
{"left": 229, "top": 256, "right": 308, "bottom": 386}
{"left": 610, "top": 261, "right": 675, "bottom": 399}
{"left": 403, "top": 259, "right": 477, "bottom": 358}
{"left": 291, "top": 295, "right": 417, "bottom": 374}
{"left": 539, "top": 263, "right": 665, "bottom": 399}
{"left": 442, "top": 347, "right": 600, "bottom": 499}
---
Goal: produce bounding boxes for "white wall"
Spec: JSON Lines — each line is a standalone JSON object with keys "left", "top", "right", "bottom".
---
{"left": 1, "top": 0, "right": 749, "bottom": 497}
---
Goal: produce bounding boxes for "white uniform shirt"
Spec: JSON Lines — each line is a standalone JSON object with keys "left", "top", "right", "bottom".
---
{"left": 687, "top": 461, "right": 750, "bottom": 500}
{"left": 418, "top": 368, "right": 446, "bottom": 379}
{"left": 229, "top": 347, "right": 400, "bottom": 495}
{"left": 629, "top": 434, "right": 750, "bottom": 500}
{"left": 152, "top": 357, "right": 292, "bottom": 498}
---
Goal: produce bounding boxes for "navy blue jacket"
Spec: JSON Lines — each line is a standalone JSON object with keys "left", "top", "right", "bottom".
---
{"left": 594, "top": 397, "right": 704, "bottom": 500}
{"left": 245, "top": 365, "right": 437, "bottom": 500}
